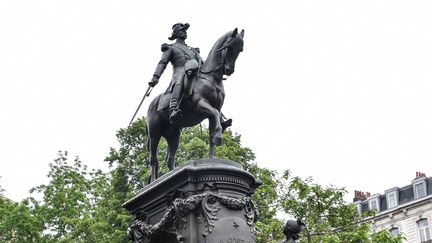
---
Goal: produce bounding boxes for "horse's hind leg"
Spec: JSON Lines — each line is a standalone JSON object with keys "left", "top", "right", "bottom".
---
{"left": 165, "top": 129, "right": 181, "bottom": 171}
{"left": 148, "top": 132, "right": 161, "bottom": 182}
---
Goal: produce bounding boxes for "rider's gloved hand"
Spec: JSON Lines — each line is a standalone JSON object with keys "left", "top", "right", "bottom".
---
{"left": 149, "top": 75, "right": 159, "bottom": 87}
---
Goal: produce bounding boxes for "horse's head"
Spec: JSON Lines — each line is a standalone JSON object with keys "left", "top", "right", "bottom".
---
{"left": 217, "top": 28, "right": 244, "bottom": 76}
{"left": 202, "top": 28, "right": 245, "bottom": 78}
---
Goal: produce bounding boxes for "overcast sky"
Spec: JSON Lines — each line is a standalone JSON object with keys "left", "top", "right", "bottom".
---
{"left": 1, "top": 0, "right": 432, "bottom": 202}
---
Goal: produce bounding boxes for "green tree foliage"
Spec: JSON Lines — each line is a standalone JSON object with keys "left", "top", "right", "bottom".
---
{"left": 371, "top": 229, "right": 406, "bottom": 243}
{"left": 104, "top": 118, "right": 283, "bottom": 242}
{"left": 0, "top": 118, "right": 405, "bottom": 243}
{"left": 248, "top": 163, "right": 284, "bottom": 242}
{"left": 104, "top": 118, "right": 257, "bottom": 189}
{"left": 278, "top": 170, "right": 404, "bottom": 243}
{"left": 105, "top": 118, "right": 150, "bottom": 191}
{"left": 29, "top": 151, "right": 97, "bottom": 242}
{"left": 0, "top": 179, "right": 4, "bottom": 196}
{"left": 0, "top": 197, "right": 44, "bottom": 242}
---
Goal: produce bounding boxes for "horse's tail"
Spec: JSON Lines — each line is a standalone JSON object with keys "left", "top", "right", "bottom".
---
{"left": 145, "top": 124, "right": 150, "bottom": 152}
{"left": 146, "top": 94, "right": 162, "bottom": 152}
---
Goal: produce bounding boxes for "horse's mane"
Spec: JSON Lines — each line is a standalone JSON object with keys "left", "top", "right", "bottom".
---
{"left": 200, "top": 31, "right": 234, "bottom": 74}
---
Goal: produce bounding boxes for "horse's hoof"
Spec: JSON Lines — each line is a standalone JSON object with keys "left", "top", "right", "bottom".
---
{"left": 214, "top": 136, "right": 223, "bottom": 146}
{"left": 221, "top": 119, "right": 232, "bottom": 132}
{"left": 149, "top": 174, "right": 157, "bottom": 183}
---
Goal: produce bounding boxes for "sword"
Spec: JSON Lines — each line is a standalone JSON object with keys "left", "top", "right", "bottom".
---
{"left": 129, "top": 86, "right": 153, "bottom": 126}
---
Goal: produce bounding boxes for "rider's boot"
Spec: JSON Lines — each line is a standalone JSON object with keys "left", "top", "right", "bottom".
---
{"left": 169, "top": 84, "right": 183, "bottom": 124}
{"left": 169, "top": 100, "right": 182, "bottom": 124}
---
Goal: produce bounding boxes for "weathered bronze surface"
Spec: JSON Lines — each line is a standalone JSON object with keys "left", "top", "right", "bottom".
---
{"left": 146, "top": 24, "right": 245, "bottom": 182}
{"left": 124, "top": 159, "right": 261, "bottom": 243}
{"left": 283, "top": 219, "right": 306, "bottom": 243}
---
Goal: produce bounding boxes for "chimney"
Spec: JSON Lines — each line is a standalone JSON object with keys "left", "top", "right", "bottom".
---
{"left": 416, "top": 171, "right": 426, "bottom": 178}
{"left": 353, "top": 190, "right": 367, "bottom": 202}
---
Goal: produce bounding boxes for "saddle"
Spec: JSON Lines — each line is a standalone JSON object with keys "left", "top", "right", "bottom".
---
{"left": 157, "top": 74, "right": 197, "bottom": 112}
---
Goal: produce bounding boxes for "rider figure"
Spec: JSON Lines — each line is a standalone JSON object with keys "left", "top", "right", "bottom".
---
{"left": 149, "top": 23, "right": 202, "bottom": 123}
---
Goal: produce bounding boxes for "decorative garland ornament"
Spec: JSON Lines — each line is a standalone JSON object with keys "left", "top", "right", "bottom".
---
{"left": 128, "top": 192, "right": 258, "bottom": 242}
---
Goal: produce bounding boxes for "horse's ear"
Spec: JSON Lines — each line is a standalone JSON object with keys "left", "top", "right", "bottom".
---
{"left": 231, "top": 28, "right": 238, "bottom": 38}
{"left": 240, "top": 29, "right": 245, "bottom": 38}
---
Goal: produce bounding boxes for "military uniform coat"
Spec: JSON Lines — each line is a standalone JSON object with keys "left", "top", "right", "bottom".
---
{"left": 153, "top": 40, "right": 202, "bottom": 94}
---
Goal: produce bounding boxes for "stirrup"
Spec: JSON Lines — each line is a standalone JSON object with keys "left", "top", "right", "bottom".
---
{"left": 169, "top": 109, "right": 182, "bottom": 124}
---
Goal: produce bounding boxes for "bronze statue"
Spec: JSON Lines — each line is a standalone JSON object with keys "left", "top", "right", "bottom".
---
{"left": 283, "top": 219, "right": 306, "bottom": 243}
{"left": 147, "top": 24, "right": 244, "bottom": 182}
{"left": 149, "top": 23, "right": 203, "bottom": 124}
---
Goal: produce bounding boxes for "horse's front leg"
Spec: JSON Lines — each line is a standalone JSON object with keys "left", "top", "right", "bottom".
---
{"left": 197, "top": 99, "right": 223, "bottom": 157}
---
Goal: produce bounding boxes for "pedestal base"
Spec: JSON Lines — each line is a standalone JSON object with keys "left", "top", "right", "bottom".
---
{"left": 123, "top": 158, "right": 261, "bottom": 243}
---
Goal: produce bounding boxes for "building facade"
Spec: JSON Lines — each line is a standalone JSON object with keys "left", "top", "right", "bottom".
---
{"left": 354, "top": 172, "right": 432, "bottom": 243}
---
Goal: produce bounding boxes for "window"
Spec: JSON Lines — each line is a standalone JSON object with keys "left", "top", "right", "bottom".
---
{"left": 415, "top": 182, "right": 427, "bottom": 199}
{"left": 370, "top": 200, "right": 377, "bottom": 209}
{"left": 389, "top": 227, "right": 399, "bottom": 236}
{"left": 367, "top": 194, "right": 380, "bottom": 212}
{"left": 418, "top": 218, "right": 431, "bottom": 242}
{"left": 355, "top": 201, "right": 362, "bottom": 215}
{"left": 387, "top": 192, "right": 397, "bottom": 209}
{"left": 369, "top": 198, "right": 379, "bottom": 211}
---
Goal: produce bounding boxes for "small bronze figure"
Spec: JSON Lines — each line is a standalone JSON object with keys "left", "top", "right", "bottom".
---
{"left": 146, "top": 24, "right": 244, "bottom": 182}
{"left": 283, "top": 218, "right": 306, "bottom": 243}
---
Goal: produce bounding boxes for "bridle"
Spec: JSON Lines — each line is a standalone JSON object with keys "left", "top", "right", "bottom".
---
{"left": 200, "top": 38, "right": 232, "bottom": 77}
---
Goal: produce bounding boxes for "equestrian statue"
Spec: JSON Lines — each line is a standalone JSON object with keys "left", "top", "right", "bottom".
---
{"left": 146, "top": 23, "right": 244, "bottom": 182}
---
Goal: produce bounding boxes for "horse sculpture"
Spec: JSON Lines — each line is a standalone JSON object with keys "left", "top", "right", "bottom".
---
{"left": 147, "top": 28, "right": 244, "bottom": 182}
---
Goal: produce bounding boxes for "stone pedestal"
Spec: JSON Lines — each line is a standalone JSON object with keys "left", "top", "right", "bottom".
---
{"left": 123, "top": 158, "right": 262, "bottom": 243}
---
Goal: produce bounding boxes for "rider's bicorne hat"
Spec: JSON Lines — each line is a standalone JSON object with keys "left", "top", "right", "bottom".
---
{"left": 168, "top": 23, "right": 190, "bottom": 40}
